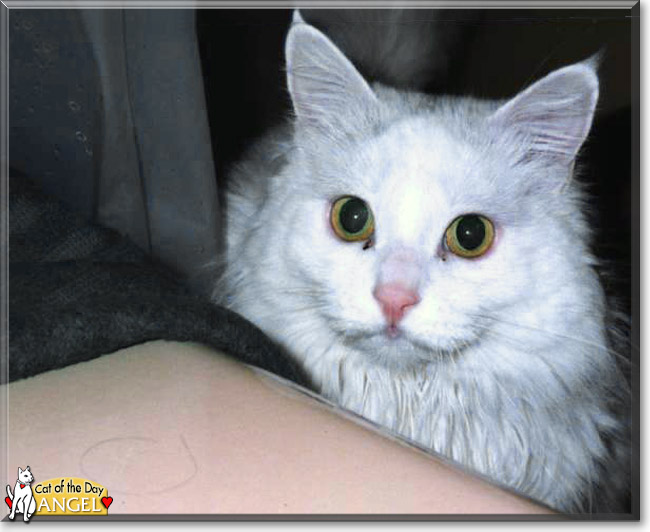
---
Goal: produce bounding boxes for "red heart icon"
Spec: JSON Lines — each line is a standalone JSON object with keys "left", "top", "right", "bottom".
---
{"left": 101, "top": 497, "right": 113, "bottom": 509}
{"left": 5, "top": 496, "right": 12, "bottom": 509}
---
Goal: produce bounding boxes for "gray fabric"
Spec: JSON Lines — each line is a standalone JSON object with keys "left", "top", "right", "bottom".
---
{"left": 10, "top": 9, "right": 220, "bottom": 292}
{"left": 9, "top": 174, "right": 307, "bottom": 385}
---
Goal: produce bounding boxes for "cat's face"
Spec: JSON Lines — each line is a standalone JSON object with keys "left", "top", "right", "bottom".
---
{"left": 282, "top": 116, "right": 584, "bottom": 368}
{"left": 18, "top": 467, "right": 33, "bottom": 484}
{"left": 270, "top": 17, "right": 600, "bottom": 369}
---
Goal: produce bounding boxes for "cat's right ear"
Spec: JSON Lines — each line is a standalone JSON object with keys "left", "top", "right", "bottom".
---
{"left": 285, "top": 20, "right": 378, "bottom": 133}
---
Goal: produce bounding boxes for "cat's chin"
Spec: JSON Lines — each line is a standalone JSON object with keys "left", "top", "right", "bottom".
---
{"left": 340, "top": 326, "right": 467, "bottom": 369}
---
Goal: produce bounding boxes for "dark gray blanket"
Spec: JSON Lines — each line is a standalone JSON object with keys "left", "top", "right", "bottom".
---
{"left": 8, "top": 175, "right": 307, "bottom": 386}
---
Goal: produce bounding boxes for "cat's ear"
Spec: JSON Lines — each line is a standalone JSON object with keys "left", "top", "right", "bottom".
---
{"left": 285, "top": 19, "right": 378, "bottom": 132}
{"left": 18, "top": 467, "right": 23, "bottom": 475}
{"left": 291, "top": 9, "right": 305, "bottom": 25}
{"left": 489, "top": 58, "right": 599, "bottom": 167}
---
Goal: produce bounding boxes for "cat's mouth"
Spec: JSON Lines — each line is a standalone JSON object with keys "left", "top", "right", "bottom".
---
{"left": 385, "top": 324, "right": 402, "bottom": 339}
{"left": 335, "top": 319, "right": 486, "bottom": 367}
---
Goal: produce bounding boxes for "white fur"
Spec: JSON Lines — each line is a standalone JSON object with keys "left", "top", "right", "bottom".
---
{"left": 217, "top": 18, "right": 628, "bottom": 513}
{"left": 7, "top": 466, "right": 36, "bottom": 522}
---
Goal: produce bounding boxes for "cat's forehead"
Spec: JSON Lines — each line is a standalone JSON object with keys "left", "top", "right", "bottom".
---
{"left": 364, "top": 118, "right": 472, "bottom": 174}
{"left": 350, "top": 116, "right": 495, "bottom": 205}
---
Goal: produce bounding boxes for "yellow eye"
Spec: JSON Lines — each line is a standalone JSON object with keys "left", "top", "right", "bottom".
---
{"left": 445, "top": 214, "right": 495, "bottom": 258}
{"left": 330, "top": 196, "right": 375, "bottom": 242}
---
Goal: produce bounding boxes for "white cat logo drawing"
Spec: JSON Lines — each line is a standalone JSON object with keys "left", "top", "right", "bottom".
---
{"left": 6, "top": 466, "right": 37, "bottom": 522}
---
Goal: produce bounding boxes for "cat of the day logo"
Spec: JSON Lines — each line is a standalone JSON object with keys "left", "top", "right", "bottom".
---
{"left": 5, "top": 467, "right": 113, "bottom": 520}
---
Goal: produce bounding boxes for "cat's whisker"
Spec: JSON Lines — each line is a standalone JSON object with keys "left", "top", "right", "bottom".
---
{"left": 277, "top": 286, "right": 332, "bottom": 297}
{"left": 450, "top": 344, "right": 475, "bottom": 461}
{"left": 473, "top": 323, "right": 631, "bottom": 409}
{"left": 469, "top": 313, "right": 634, "bottom": 370}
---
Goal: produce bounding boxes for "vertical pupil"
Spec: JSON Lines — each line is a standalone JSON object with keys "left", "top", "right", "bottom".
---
{"left": 339, "top": 198, "right": 368, "bottom": 234}
{"left": 456, "top": 215, "right": 485, "bottom": 250}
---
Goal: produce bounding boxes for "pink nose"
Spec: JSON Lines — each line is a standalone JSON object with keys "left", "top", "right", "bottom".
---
{"left": 373, "top": 283, "right": 420, "bottom": 326}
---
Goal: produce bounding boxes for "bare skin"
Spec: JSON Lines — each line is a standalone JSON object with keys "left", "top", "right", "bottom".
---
{"left": 5, "top": 341, "right": 555, "bottom": 515}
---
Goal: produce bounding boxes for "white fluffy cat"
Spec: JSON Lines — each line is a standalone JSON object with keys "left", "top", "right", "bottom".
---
{"left": 217, "top": 12, "right": 629, "bottom": 513}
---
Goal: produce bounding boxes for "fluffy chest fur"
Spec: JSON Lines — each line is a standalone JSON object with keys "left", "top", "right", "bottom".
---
{"left": 217, "top": 14, "right": 629, "bottom": 513}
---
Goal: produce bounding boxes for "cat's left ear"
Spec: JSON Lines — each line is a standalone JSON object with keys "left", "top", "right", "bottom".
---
{"left": 488, "top": 58, "right": 599, "bottom": 167}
